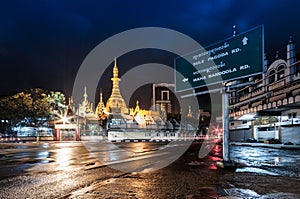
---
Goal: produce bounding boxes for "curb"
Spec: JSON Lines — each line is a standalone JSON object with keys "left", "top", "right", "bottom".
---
{"left": 230, "top": 142, "right": 300, "bottom": 149}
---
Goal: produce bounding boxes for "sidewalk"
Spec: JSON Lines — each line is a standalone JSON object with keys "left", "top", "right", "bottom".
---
{"left": 230, "top": 141, "right": 300, "bottom": 149}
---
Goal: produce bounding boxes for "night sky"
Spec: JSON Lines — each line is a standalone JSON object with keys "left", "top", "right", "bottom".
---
{"left": 1, "top": 0, "right": 300, "bottom": 110}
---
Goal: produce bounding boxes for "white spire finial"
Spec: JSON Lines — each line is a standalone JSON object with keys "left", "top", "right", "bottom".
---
{"left": 100, "top": 88, "right": 103, "bottom": 101}
{"left": 113, "top": 57, "right": 119, "bottom": 78}
{"left": 233, "top": 25, "right": 236, "bottom": 37}
{"left": 84, "top": 86, "right": 88, "bottom": 101}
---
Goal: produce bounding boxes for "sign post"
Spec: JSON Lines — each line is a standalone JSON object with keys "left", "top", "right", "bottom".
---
{"left": 222, "top": 86, "right": 230, "bottom": 162}
{"left": 175, "top": 25, "right": 264, "bottom": 169}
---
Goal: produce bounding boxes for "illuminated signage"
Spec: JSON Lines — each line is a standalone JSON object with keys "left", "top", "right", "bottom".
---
{"left": 175, "top": 25, "right": 264, "bottom": 92}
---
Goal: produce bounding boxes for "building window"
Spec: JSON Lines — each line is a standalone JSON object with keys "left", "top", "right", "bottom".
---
{"left": 268, "top": 69, "right": 276, "bottom": 84}
{"left": 295, "top": 63, "right": 300, "bottom": 76}
{"left": 277, "top": 65, "right": 285, "bottom": 80}
{"left": 288, "top": 112, "right": 297, "bottom": 118}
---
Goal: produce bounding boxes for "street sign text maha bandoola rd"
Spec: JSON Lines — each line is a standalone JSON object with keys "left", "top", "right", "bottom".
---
{"left": 175, "top": 25, "right": 264, "bottom": 92}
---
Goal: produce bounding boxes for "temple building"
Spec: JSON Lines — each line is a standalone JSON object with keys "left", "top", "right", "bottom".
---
{"left": 77, "top": 86, "right": 96, "bottom": 119}
{"left": 75, "top": 87, "right": 101, "bottom": 137}
{"left": 94, "top": 58, "right": 164, "bottom": 129}
{"left": 69, "top": 58, "right": 199, "bottom": 141}
{"left": 70, "top": 58, "right": 165, "bottom": 132}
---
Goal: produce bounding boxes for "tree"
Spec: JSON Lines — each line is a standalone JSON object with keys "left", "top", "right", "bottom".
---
{"left": 0, "top": 88, "right": 67, "bottom": 135}
{"left": 26, "top": 88, "right": 52, "bottom": 127}
{"left": 47, "top": 91, "right": 67, "bottom": 115}
{"left": 0, "top": 92, "right": 32, "bottom": 134}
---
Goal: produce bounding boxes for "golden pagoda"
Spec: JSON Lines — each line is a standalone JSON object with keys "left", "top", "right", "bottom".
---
{"left": 105, "top": 58, "right": 128, "bottom": 114}
{"left": 95, "top": 89, "right": 106, "bottom": 119}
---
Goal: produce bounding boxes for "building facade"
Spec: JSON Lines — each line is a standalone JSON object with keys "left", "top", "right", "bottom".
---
{"left": 229, "top": 37, "right": 300, "bottom": 144}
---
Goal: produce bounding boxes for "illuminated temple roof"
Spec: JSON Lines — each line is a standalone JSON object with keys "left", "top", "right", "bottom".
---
{"left": 77, "top": 86, "right": 95, "bottom": 118}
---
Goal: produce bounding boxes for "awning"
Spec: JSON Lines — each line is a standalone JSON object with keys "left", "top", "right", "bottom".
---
{"left": 238, "top": 113, "right": 256, "bottom": 120}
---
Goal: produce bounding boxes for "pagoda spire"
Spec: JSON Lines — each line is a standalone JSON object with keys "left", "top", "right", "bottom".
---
{"left": 111, "top": 58, "right": 121, "bottom": 96}
{"left": 96, "top": 89, "right": 106, "bottom": 117}
{"left": 113, "top": 57, "right": 119, "bottom": 78}
{"left": 135, "top": 100, "right": 140, "bottom": 112}
{"left": 100, "top": 88, "right": 103, "bottom": 103}
{"left": 84, "top": 86, "right": 88, "bottom": 102}
{"left": 66, "top": 96, "right": 74, "bottom": 116}
{"left": 68, "top": 97, "right": 72, "bottom": 107}
{"left": 106, "top": 58, "right": 127, "bottom": 113}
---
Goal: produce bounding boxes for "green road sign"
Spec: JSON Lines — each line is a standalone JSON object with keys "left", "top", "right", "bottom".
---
{"left": 175, "top": 25, "right": 264, "bottom": 92}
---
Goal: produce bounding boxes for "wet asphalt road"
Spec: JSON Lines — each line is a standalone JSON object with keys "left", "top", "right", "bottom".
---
{"left": 230, "top": 145, "right": 300, "bottom": 178}
{"left": 0, "top": 141, "right": 203, "bottom": 198}
{"left": 0, "top": 141, "right": 299, "bottom": 198}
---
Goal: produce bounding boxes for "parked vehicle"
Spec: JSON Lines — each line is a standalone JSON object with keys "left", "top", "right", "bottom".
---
{"left": 246, "top": 138, "right": 257, "bottom": 143}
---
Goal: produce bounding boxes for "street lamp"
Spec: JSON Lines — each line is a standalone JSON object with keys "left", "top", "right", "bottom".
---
{"left": 54, "top": 111, "right": 75, "bottom": 141}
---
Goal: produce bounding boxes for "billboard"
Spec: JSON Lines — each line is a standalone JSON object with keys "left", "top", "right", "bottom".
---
{"left": 175, "top": 25, "right": 264, "bottom": 92}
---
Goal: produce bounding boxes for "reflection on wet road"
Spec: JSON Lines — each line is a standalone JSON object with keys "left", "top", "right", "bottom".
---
{"left": 230, "top": 145, "right": 300, "bottom": 177}
{"left": 0, "top": 141, "right": 299, "bottom": 198}
{"left": 0, "top": 141, "right": 226, "bottom": 175}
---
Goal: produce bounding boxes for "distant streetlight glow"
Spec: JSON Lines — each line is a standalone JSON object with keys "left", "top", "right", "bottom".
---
{"left": 55, "top": 111, "right": 75, "bottom": 125}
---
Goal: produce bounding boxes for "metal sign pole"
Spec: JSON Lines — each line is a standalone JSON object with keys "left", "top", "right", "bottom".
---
{"left": 222, "top": 86, "right": 230, "bottom": 162}
{"left": 216, "top": 84, "right": 237, "bottom": 169}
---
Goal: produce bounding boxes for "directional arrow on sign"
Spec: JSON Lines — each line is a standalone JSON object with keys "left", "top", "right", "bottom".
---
{"left": 182, "top": 78, "right": 188, "bottom": 82}
{"left": 242, "top": 37, "right": 248, "bottom": 45}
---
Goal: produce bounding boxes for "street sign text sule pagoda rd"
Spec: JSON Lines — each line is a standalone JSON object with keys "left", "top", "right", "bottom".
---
{"left": 175, "top": 25, "right": 264, "bottom": 92}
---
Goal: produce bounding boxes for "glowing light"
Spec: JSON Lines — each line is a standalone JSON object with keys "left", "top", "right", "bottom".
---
{"left": 131, "top": 142, "right": 148, "bottom": 153}
{"left": 56, "top": 147, "right": 73, "bottom": 171}
{"left": 55, "top": 111, "right": 75, "bottom": 125}
{"left": 274, "top": 157, "right": 281, "bottom": 165}
{"left": 209, "top": 156, "right": 222, "bottom": 161}
{"left": 61, "top": 116, "right": 69, "bottom": 124}
{"left": 134, "top": 112, "right": 146, "bottom": 125}
{"left": 209, "top": 164, "right": 218, "bottom": 170}
{"left": 212, "top": 125, "right": 222, "bottom": 134}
